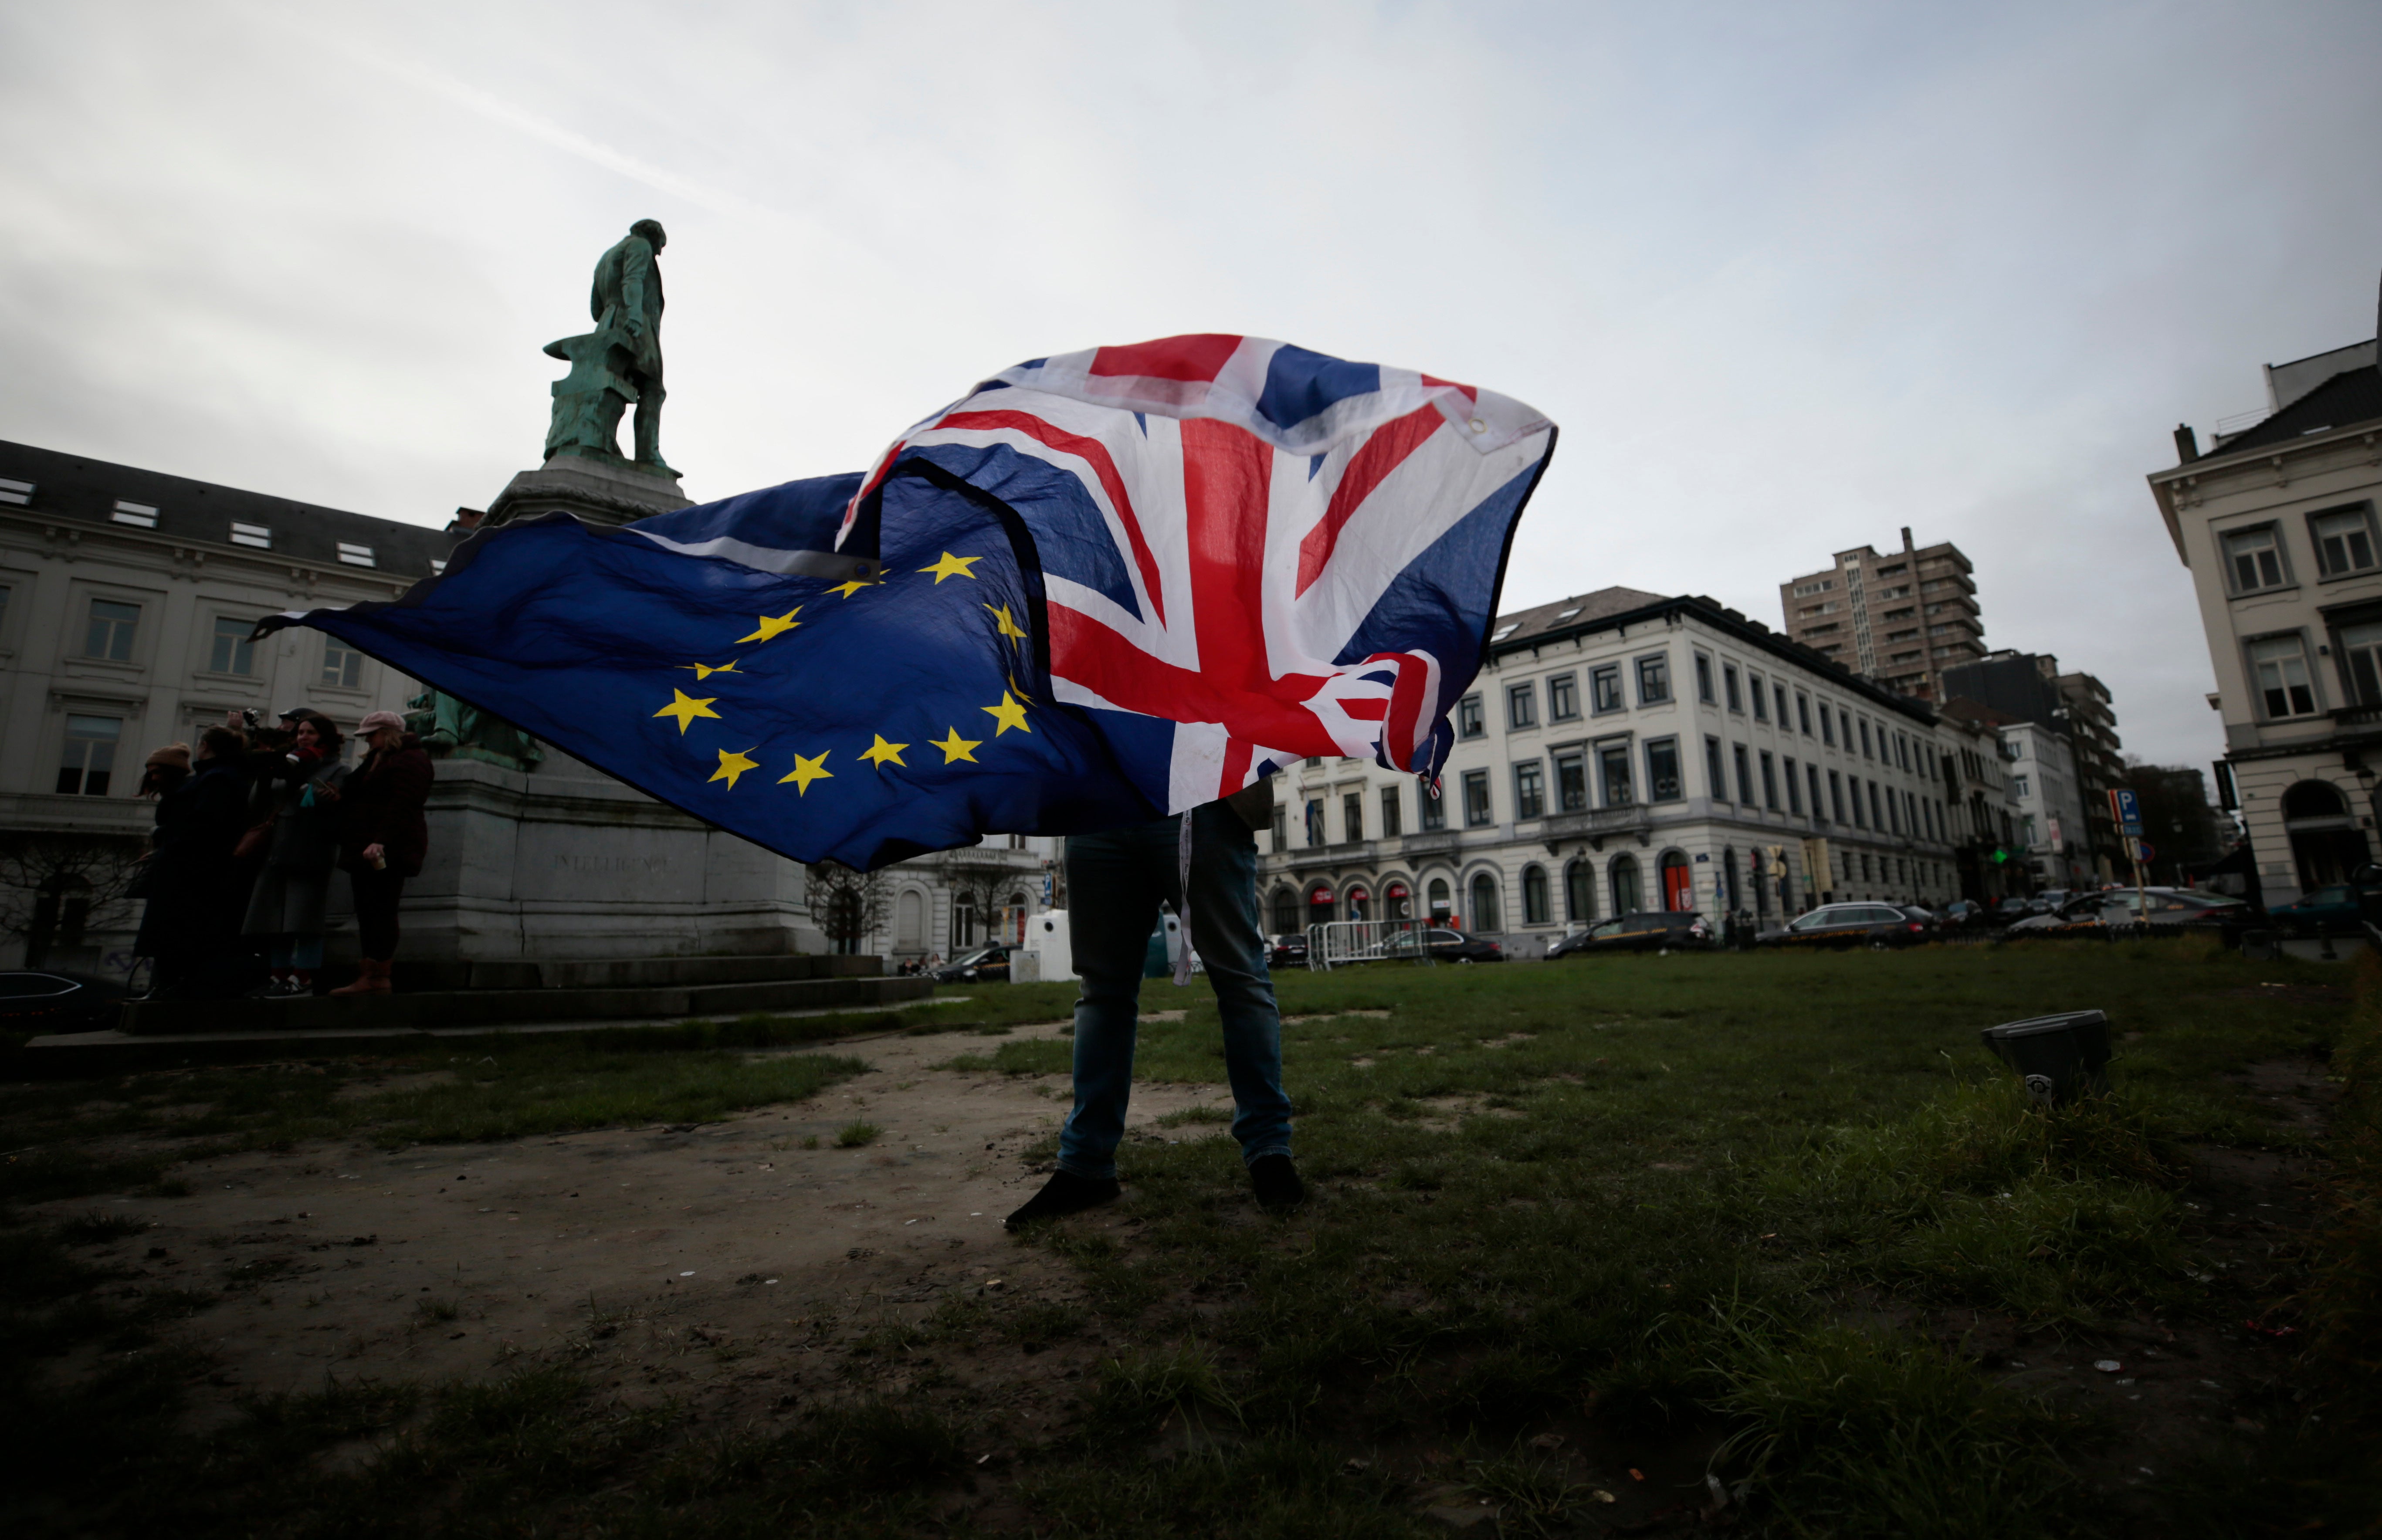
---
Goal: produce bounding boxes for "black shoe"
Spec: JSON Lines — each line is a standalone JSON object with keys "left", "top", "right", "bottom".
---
{"left": 1249, "top": 1154, "right": 1305, "bottom": 1210}
{"left": 1004, "top": 1169, "right": 1120, "bottom": 1229}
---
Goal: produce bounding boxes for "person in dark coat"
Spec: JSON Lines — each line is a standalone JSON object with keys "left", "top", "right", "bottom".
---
{"left": 240, "top": 711, "right": 349, "bottom": 996}
{"left": 328, "top": 711, "right": 433, "bottom": 996}
{"left": 134, "top": 726, "right": 253, "bottom": 999}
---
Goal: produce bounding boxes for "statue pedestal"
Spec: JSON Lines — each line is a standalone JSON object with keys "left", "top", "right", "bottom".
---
{"left": 397, "top": 752, "right": 826, "bottom": 961}
{"left": 383, "top": 457, "right": 834, "bottom": 970}
{"left": 485, "top": 451, "right": 690, "bottom": 530}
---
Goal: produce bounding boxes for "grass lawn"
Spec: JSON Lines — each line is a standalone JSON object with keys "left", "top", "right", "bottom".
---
{"left": 3, "top": 939, "right": 2379, "bottom": 1537}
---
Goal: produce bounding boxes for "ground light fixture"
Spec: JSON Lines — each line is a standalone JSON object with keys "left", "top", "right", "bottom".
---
{"left": 1979, "top": 1009, "right": 2111, "bottom": 1106}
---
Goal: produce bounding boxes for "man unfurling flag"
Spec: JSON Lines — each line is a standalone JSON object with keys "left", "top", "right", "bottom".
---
{"left": 262, "top": 333, "right": 1555, "bottom": 1220}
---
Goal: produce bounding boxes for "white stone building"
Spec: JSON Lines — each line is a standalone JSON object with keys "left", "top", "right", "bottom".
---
{"left": 1257, "top": 589, "right": 1964, "bottom": 954}
{"left": 2148, "top": 321, "right": 2382, "bottom": 906}
{"left": 1999, "top": 719, "right": 2091, "bottom": 888}
{"left": 0, "top": 440, "right": 447, "bottom": 970}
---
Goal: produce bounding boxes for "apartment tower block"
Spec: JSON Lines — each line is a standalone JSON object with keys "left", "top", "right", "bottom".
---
{"left": 1779, "top": 527, "right": 1985, "bottom": 702}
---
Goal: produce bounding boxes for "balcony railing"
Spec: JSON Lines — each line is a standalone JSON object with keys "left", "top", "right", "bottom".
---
{"left": 1538, "top": 804, "right": 1657, "bottom": 844}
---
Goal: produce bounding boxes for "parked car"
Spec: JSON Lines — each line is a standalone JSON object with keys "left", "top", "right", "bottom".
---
{"left": 1547, "top": 911, "right": 1715, "bottom": 958}
{"left": 2267, "top": 882, "right": 2368, "bottom": 936}
{"left": 2003, "top": 887, "right": 2246, "bottom": 939}
{"left": 1267, "top": 933, "right": 1309, "bottom": 968}
{"left": 1894, "top": 904, "right": 1945, "bottom": 936}
{"left": 1378, "top": 926, "right": 1505, "bottom": 963}
{"left": 1938, "top": 900, "right": 1990, "bottom": 932}
{"left": 928, "top": 944, "right": 1013, "bottom": 983}
{"left": 0, "top": 970, "right": 129, "bottom": 1033}
{"left": 1757, "top": 902, "right": 1934, "bottom": 951}
{"left": 1988, "top": 896, "right": 2038, "bottom": 926}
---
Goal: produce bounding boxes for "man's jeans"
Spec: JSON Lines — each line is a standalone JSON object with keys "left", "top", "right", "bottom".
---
{"left": 1057, "top": 803, "right": 1292, "bottom": 1180}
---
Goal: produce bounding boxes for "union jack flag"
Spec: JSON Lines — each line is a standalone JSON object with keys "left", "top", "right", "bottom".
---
{"left": 838, "top": 335, "right": 1556, "bottom": 810}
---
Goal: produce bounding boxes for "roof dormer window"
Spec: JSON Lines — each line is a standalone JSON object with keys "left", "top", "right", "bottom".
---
{"left": 1491, "top": 623, "right": 1519, "bottom": 641}
{"left": 336, "top": 542, "right": 376, "bottom": 568}
{"left": 230, "top": 521, "right": 272, "bottom": 550}
{"left": 111, "top": 500, "right": 159, "bottom": 528}
{"left": 0, "top": 478, "right": 31, "bottom": 506}
{"left": 1556, "top": 607, "right": 1581, "bottom": 620}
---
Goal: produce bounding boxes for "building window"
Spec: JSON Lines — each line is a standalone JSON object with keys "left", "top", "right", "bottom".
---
{"left": 1694, "top": 653, "right": 1714, "bottom": 703}
{"left": 2249, "top": 635, "right": 2318, "bottom": 718}
{"left": 1514, "top": 760, "right": 1545, "bottom": 819}
{"left": 84, "top": 598, "right": 140, "bottom": 661}
{"left": 230, "top": 521, "right": 272, "bottom": 550}
{"left": 1846, "top": 772, "right": 1865, "bottom": 828}
{"left": 1271, "top": 888, "right": 1300, "bottom": 937}
{"left": 1895, "top": 733, "right": 1910, "bottom": 772}
{"left": 207, "top": 616, "right": 254, "bottom": 675}
{"left": 1636, "top": 653, "right": 1671, "bottom": 704}
{"left": 1547, "top": 673, "right": 1579, "bottom": 721}
{"left": 1784, "top": 757, "right": 1803, "bottom": 815}
{"left": 1468, "top": 872, "right": 1499, "bottom": 932}
{"left": 1306, "top": 799, "right": 1326, "bottom": 845}
{"left": 1759, "top": 751, "right": 1780, "bottom": 810}
{"left": 1271, "top": 805, "right": 1288, "bottom": 853}
{"left": 1427, "top": 877, "right": 1451, "bottom": 918}
{"left": 1869, "top": 780, "right": 1885, "bottom": 829}
{"left": 1343, "top": 791, "right": 1363, "bottom": 843}
{"left": 1421, "top": 783, "right": 1447, "bottom": 831}
{"left": 1750, "top": 674, "right": 1768, "bottom": 721}
{"left": 1839, "top": 708, "right": 1853, "bottom": 746}
{"left": 1608, "top": 853, "right": 1643, "bottom": 916}
{"left": 1457, "top": 694, "right": 1484, "bottom": 739}
{"left": 1598, "top": 741, "right": 1634, "bottom": 806}
{"left": 1808, "top": 765, "right": 1824, "bottom": 822}
{"left": 1857, "top": 719, "right": 1873, "bottom": 758}
{"left": 2311, "top": 505, "right": 2381, "bottom": 579}
{"left": 1565, "top": 860, "right": 1593, "bottom": 923}
{"left": 321, "top": 642, "right": 363, "bottom": 689}
{"left": 1508, "top": 681, "right": 1537, "bottom": 730}
{"left": 2338, "top": 621, "right": 2382, "bottom": 705}
{"left": 1774, "top": 684, "right": 1789, "bottom": 724}
{"left": 1462, "top": 768, "right": 1492, "bottom": 826}
{"left": 1590, "top": 664, "right": 1623, "bottom": 714}
{"left": 0, "top": 477, "right": 32, "bottom": 506}
{"left": 1522, "top": 864, "right": 1551, "bottom": 925}
{"left": 1555, "top": 749, "right": 1587, "bottom": 812}
{"left": 1645, "top": 737, "right": 1682, "bottom": 801}
{"left": 1381, "top": 785, "right": 1402, "bottom": 838}
{"left": 110, "top": 500, "right": 158, "bottom": 528}
{"left": 1820, "top": 706, "right": 1836, "bottom": 747}
{"left": 1723, "top": 663, "right": 1743, "bottom": 712}
{"left": 336, "top": 542, "right": 377, "bottom": 568}
{"left": 1705, "top": 737, "right": 1728, "bottom": 803}
{"left": 57, "top": 715, "right": 122, "bottom": 795}
{"left": 2222, "top": 525, "right": 2290, "bottom": 594}
{"left": 1733, "top": 743, "right": 1754, "bottom": 804}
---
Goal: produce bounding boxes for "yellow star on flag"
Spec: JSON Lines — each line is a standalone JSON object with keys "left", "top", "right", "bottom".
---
{"left": 735, "top": 608, "right": 802, "bottom": 643}
{"left": 709, "top": 747, "right": 760, "bottom": 789}
{"left": 918, "top": 551, "right": 981, "bottom": 584}
{"left": 860, "top": 734, "right": 909, "bottom": 768}
{"left": 983, "top": 603, "right": 1027, "bottom": 645}
{"left": 982, "top": 690, "right": 1031, "bottom": 736}
{"left": 682, "top": 660, "right": 740, "bottom": 680}
{"left": 778, "top": 750, "right": 833, "bottom": 795}
{"left": 929, "top": 727, "right": 983, "bottom": 764}
{"left": 827, "top": 576, "right": 880, "bottom": 599}
{"left": 654, "top": 690, "right": 722, "bottom": 734}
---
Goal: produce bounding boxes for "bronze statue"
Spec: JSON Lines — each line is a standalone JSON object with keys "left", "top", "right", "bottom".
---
{"left": 542, "top": 219, "right": 676, "bottom": 477}
{"left": 404, "top": 688, "right": 545, "bottom": 772}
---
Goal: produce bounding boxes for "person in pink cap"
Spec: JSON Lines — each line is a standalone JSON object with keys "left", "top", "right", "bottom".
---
{"left": 330, "top": 710, "right": 434, "bottom": 996}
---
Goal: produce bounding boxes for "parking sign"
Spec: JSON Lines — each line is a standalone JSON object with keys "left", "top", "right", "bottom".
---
{"left": 2108, "top": 787, "right": 2142, "bottom": 835}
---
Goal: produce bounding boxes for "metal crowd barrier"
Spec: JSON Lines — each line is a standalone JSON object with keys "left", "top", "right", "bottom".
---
{"left": 1305, "top": 917, "right": 1434, "bottom": 971}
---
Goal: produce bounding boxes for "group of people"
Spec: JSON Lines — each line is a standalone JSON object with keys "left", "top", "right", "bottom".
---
{"left": 131, "top": 707, "right": 433, "bottom": 1000}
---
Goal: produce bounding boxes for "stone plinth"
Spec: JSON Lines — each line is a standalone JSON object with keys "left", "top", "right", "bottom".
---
{"left": 395, "top": 751, "right": 827, "bottom": 961}
{"left": 485, "top": 451, "right": 690, "bottom": 530}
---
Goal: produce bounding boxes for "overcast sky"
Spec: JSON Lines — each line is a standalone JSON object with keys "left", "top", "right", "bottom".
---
{"left": 5, "top": 1, "right": 2379, "bottom": 771}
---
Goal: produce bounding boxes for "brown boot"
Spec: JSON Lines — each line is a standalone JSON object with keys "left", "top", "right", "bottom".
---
{"left": 368, "top": 958, "right": 393, "bottom": 994}
{"left": 328, "top": 960, "right": 380, "bottom": 997}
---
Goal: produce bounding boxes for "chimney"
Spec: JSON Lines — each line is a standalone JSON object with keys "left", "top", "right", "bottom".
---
{"left": 2173, "top": 423, "right": 2199, "bottom": 463}
{"left": 1900, "top": 525, "right": 1914, "bottom": 553}
{"left": 447, "top": 507, "right": 486, "bottom": 534}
